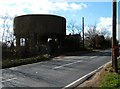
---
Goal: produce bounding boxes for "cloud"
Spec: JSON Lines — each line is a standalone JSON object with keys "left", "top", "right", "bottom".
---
{"left": 96, "top": 17, "right": 112, "bottom": 36}
{"left": 62, "top": 0, "right": 112, "bottom": 2}
{"left": 83, "top": 17, "right": 112, "bottom": 37}
{"left": 70, "top": 3, "right": 87, "bottom": 10}
{"left": 97, "top": 17, "right": 112, "bottom": 27}
{"left": 0, "top": 0, "right": 87, "bottom": 16}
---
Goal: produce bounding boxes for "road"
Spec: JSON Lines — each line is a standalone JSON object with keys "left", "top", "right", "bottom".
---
{"left": 2, "top": 49, "right": 111, "bottom": 88}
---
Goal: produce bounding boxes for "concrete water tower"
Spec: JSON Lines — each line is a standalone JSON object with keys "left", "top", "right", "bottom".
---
{"left": 14, "top": 14, "right": 66, "bottom": 57}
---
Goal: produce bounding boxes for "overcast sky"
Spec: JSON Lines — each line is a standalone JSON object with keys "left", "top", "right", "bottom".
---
{"left": 0, "top": 0, "right": 119, "bottom": 41}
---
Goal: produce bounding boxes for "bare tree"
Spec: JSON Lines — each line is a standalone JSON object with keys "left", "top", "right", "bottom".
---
{"left": 85, "top": 25, "right": 97, "bottom": 40}
{"left": 67, "top": 20, "right": 81, "bottom": 35}
{"left": 75, "top": 25, "right": 82, "bottom": 35}
{"left": 85, "top": 25, "right": 100, "bottom": 48}
{"left": 0, "top": 13, "right": 15, "bottom": 47}
{"left": 99, "top": 27, "right": 111, "bottom": 36}
{"left": 85, "top": 24, "right": 111, "bottom": 49}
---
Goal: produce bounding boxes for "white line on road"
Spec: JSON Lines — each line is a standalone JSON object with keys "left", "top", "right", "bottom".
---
{"left": 54, "top": 56, "right": 85, "bottom": 60}
{"left": 63, "top": 61, "right": 112, "bottom": 89}
{"left": 90, "top": 56, "right": 97, "bottom": 59}
{"left": 63, "top": 67, "right": 103, "bottom": 88}
{"left": 64, "top": 56, "right": 85, "bottom": 59}
{"left": 2, "top": 78, "right": 17, "bottom": 82}
{"left": 53, "top": 60, "right": 83, "bottom": 69}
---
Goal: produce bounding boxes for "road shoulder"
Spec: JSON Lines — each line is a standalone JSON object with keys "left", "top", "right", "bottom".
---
{"left": 75, "top": 56, "right": 120, "bottom": 88}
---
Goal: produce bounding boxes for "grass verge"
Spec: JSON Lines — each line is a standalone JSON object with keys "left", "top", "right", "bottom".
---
{"left": 2, "top": 54, "right": 51, "bottom": 69}
{"left": 99, "top": 58, "right": 120, "bottom": 89}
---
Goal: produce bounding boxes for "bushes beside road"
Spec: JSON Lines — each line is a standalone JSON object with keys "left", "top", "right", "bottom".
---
{"left": 2, "top": 54, "right": 50, "bottom": 69}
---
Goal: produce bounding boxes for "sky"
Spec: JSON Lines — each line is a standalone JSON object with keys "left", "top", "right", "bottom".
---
{"left": 0, "top": 0, "right": 119, "bottom": 41}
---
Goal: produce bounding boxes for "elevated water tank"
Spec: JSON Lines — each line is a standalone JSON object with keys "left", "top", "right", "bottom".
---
{"left": 14, "top": 14, "right": 66, "bottom": 37}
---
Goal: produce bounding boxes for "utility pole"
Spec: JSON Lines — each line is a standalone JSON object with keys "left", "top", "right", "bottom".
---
{"left": 112, "top": 0, "right": 118, "bottom": 73}
{"left": 82, "top": 17, "right": 84, "bottom": 47}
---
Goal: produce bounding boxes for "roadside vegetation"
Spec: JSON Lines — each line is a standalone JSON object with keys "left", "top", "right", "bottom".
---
{"left": 2, "top": 54, "right": 50, "bottom": 69}
{"left": 99, "top": 58, "right": 120, "bottom": 89}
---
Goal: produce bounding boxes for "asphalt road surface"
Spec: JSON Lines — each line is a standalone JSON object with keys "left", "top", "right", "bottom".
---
{"left": 2, "top": 49, "right": 112, "bottom": 88}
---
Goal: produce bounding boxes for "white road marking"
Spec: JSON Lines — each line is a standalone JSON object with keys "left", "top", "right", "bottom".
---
{"left": 63, "top": 61, "right": 112, "bottom": 89}
{"left": 54, "top": 56, "right": 85, "bottom": 60}
{"left": 90, "top": 56, "right": 97, "bottom": 59}
{"left": 64, "top": 56, "right": 85, "bottom": 59}
{"left": 53, "top": 60, "right": 83, "bottom": 69}
{"left": 2, "top": 78, "right": 17, "bottom": 82}
{"left": 63, "top": 67, "right": 102, "bottom": 88}
{"left": 10, "top": 67, "right": 18, "bottom": 70}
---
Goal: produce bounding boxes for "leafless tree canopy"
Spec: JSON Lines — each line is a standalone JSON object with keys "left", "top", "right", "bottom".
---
{"left": 0, "top": 13, "right": 15, "bottom": 47}
{"left": 67, "top": 20, "right": 82, "bottom": 35}
{"left": 85, "top": 25, "right": 112, "bottom": 49}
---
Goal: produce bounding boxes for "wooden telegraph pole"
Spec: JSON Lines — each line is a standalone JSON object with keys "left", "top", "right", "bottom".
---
{"left": 82, "top": 17, "right": 84, "bottom": 47}
{"left": 112, "top": 0, "right": 118, "bottom": 73}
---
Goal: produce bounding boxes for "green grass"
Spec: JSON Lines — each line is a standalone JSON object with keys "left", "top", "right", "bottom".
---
{"left": 2, "top": 54, "right": 51, "bottom": 69}
{"left": 99, "top": 59, "right": 120, "bottom": 89}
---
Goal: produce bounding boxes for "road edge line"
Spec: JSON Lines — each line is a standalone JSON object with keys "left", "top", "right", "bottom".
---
{"left": 62, "top": 61, "right": 112, "bottom": 89}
